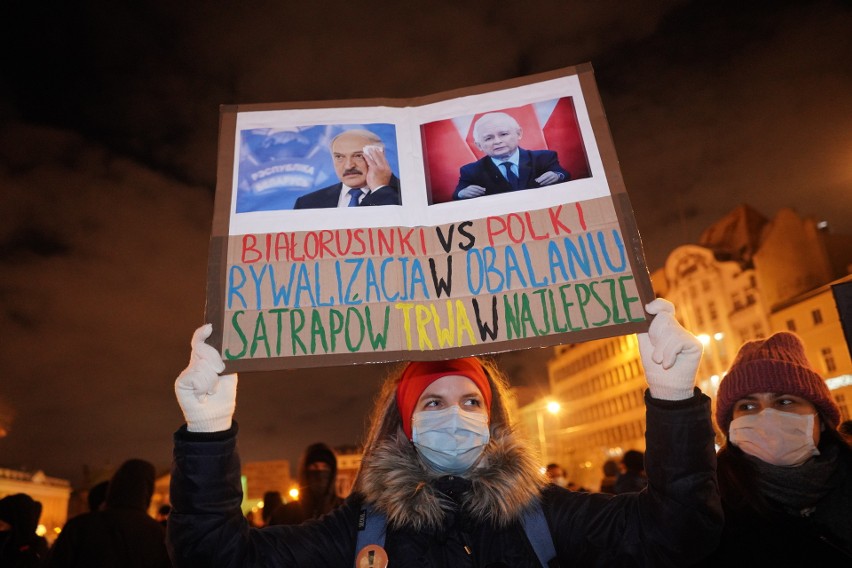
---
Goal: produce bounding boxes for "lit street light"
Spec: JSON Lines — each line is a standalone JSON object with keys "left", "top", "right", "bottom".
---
{"left": 537, "top": 400, "right": 561, "bottom": 465}
{"left": 697, "top": 332, "right": 726, "bottom": 396}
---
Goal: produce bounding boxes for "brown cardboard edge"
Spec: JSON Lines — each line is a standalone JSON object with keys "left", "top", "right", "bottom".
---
{"left": 204, "top": 236, "right": 227, "bottom": 355}
{"left": 205, "top": 109, "right": 238, "bottom": 355}
{"left": 614, "top": 192, "right": 656, "bottom": 316}
{"left": 211, "top": 109, "right": 237, "bottom": 237}
{"left": 578, "top": 65, "right": 623, "bottom": 197}
{"left": 578, "top": 66, "right": 656, "bottom": 318}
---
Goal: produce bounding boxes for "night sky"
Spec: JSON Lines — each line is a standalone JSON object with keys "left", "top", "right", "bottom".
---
{"left": 1, "top": 0, "right": 851, "bottom": 488}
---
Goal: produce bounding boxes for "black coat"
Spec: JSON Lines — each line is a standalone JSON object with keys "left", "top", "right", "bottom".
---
{"left": 293, "top": 176, "right": 401, "bottom": 209}
{"left": 168, "top": 392, "right": 722, "bottom": 567}
{"left": 45, "top": 459, "right": 172, "bottom": 568}
{"left": 44, "top": 509, "right": 171, "bottom": 568}
{"left": 700, "top": 439, "right": 852, "bottom": 565}
{"left": 0, "top": 493, "right": 48, "bottom": 568}
{"left": 452, "top": 148, "right": 570, "bottom": 199}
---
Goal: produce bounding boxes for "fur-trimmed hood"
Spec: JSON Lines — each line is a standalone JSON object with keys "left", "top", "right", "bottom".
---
{"left": 354, "top": 358, "right": 547, "bottom": 531}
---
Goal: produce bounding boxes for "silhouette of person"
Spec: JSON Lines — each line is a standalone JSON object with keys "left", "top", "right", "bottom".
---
{"left": 45, "top": 458, "right": 171, "bottom": 568}
{"left": 0, "top": 493, "right": 48, "bottom": 568}
{"left": 86, "top": 481, "right": 109, "bottom": 512}
{"left": 599, "top": 459, "right": 619, "bottom": 494}
{"left": 269, "top": 443, "right": 344, "bottom": 525}
{"left": 261, "top": 492, "right": 283, "bottom": 527}
{"left": 614, "top": 450, "right": 648, "bottom": 494}
{"left": 545, "top": 463, "right": 568, "bottom": 488}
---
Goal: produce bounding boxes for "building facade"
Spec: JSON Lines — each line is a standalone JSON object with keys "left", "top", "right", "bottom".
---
{"left": 545, "top": 334, "right": 647, "bottom": 490}
{"left": 770, "top": 274, "right": 852, "bottom": 421}
{"left": 0, "top": 467, "right": 71, "bottom": 545}
{"left": 532, "top": 205, "right": 852, "bottom": 491}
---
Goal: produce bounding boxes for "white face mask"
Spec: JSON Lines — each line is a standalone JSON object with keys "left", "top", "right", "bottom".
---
{"left": 412, "top": 406, "right": 490, "bottom": 475}
{"left": 729, "top": 408, "right": 820, "bottom": 467}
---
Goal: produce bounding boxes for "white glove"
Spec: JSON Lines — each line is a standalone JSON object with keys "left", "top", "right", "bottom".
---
{"left": 638, "top": 298, "right": 703, "bottom": 401}
{"left": 175, "top": 324, "right": 238, "bottom": 432}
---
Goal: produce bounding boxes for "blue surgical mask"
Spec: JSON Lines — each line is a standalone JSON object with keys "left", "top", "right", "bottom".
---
{"left": 412, "top": 406, "right": 490, "bottom": 475}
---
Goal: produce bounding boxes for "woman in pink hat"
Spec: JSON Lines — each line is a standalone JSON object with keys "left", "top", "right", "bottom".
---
{"left": 706, "top": 331, "right": 852, "bottom": 564}
{"left": 168, "top": 299, "right": 723, "bottom": 567}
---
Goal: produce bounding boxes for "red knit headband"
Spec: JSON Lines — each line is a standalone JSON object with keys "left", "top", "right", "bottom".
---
{"left": 396, "top": 358, "right": 492, "bottom": 440}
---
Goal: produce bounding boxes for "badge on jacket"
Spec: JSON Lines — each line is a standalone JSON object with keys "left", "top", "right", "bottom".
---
{"left": 356, "top": 544, "right": 388, "bottom": 568}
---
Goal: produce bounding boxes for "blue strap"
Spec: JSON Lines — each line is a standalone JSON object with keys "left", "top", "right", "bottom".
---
{"left": 355, "top": 505, "right": 386, "bottom": 567}
{"left": 522, "top": 500, "right": 557, "bottom": 567}
{"left": 356, "top": 501, "right": 556, "bottom": 567}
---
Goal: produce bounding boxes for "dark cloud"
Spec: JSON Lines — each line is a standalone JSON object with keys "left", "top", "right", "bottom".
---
{"left": 599, "top": 1, "right": 852, "bottom": 268}
{"left": 1, "top": 0, "right": 850, "bottom": 486}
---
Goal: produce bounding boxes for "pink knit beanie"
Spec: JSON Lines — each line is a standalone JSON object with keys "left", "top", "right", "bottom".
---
{"left": 715, "top": 332, "right": 840, "bottom": 434}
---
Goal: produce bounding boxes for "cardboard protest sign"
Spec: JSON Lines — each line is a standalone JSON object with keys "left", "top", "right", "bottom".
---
{"left": 205, "top": 63, "right": 654, "bottom": 371}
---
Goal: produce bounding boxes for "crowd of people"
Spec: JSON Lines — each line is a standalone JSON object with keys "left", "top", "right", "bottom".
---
{"left": 3, "top": 302, "right": 851, "bottom": 566}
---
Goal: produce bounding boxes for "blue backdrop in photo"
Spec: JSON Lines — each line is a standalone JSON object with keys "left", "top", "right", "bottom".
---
{"left": 235, "top": 123, "right": 399, "bottom": 212}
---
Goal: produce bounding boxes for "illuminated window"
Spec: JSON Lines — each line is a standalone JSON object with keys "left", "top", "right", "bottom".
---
{"left": 708, "top": 301, "right": 718, "bottom": 320}
{"left": 835, "top": 394, "right": 848, "bottom": 421}
{"left": 822, "top": 347, "right": 836, "bottom": 373}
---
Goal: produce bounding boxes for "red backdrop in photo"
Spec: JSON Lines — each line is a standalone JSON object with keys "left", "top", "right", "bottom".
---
{"left": 421, "top": 98, "right": 590, "bottom": 204}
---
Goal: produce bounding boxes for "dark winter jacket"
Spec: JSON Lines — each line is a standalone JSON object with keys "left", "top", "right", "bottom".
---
{"left": 45, "top": 459, "right": 172, "bottom": 568}
{"left": 0, "top": 493, "right": 48, "bottom": 568}
{"left": 613, "top": 471, "right": 648, "bottom": 494}
{"left": 701, "top": 436, "right": 852, "bottom": 565}
{"left": 168, "top": 391, "right": 722, "bottom": 567}
{"left": 269, "top": 442, "right": 344, "bottom": 526}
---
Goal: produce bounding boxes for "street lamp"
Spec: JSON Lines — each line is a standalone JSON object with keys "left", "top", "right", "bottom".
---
{"left": 697, "top": 332, "right": 725, "bottom": 396}
{"left": 537, "top": 400, "right": 561, "bottom": 465}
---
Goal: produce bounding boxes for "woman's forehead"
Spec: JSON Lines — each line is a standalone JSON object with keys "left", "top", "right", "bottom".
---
{"left": 418, "top": 374, "right": 479, "bottom": 397}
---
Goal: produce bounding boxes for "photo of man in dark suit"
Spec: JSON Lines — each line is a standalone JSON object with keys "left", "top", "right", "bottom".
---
{"left": 452, "top": 112, "right": 570, "bottom": 200}
{"left": 294, "top": 129, "right": 401, "bottom": 209}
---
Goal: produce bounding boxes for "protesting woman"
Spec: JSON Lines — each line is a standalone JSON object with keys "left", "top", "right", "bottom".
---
{"left": 168, "top": 299, "right": 722, "bottom": 567}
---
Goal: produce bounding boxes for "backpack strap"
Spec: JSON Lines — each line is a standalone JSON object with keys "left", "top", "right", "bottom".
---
{"left": 522, "top": 500, "right": 558, "bottom": 567}
{"left": 355, "top": 504, "right": 387, "bottom": 566}
{"left": 355, "top": 501, "right": 557, "bottom": 567}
